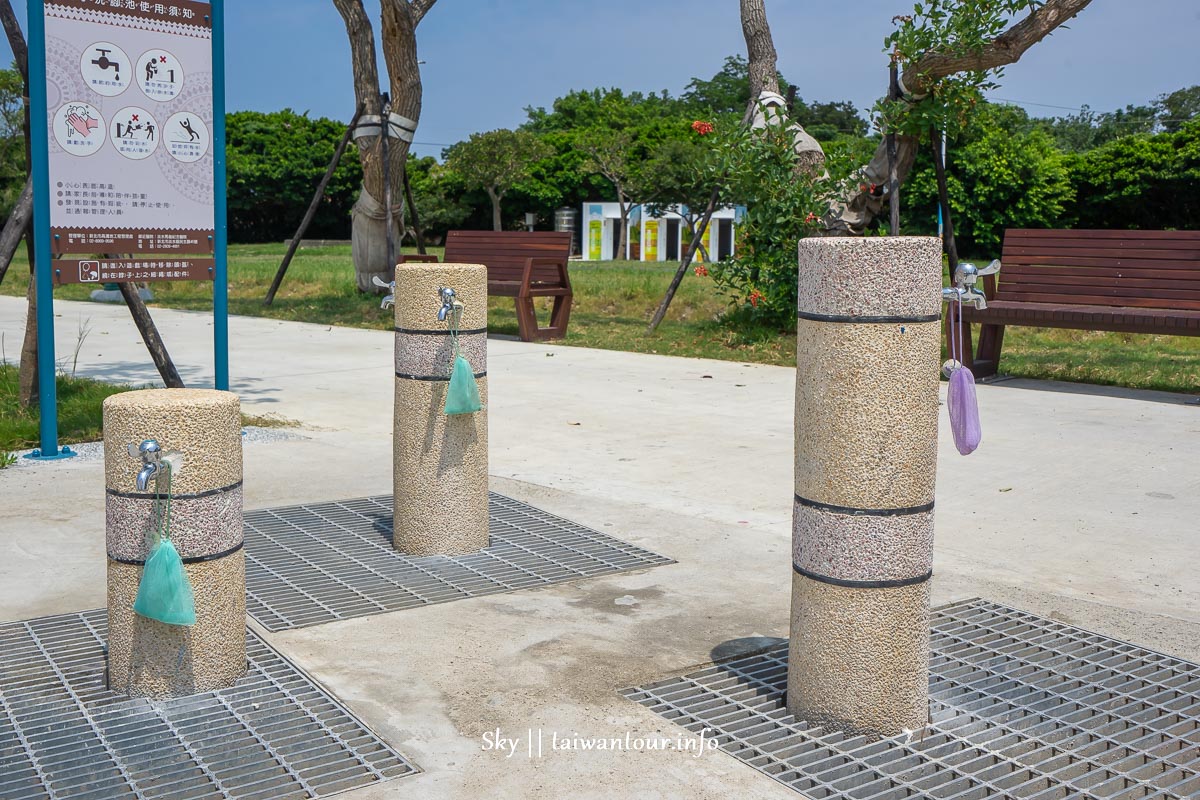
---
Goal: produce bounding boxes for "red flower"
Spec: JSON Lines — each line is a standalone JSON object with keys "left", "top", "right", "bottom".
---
{"left": 749, "top": 289, "right": 764, "bottom": 307}
{"left": 691, "top": 120, "right": 714, "bottom": 136}
{"left": 693, "top": 265, "right": 709, "bottom": 277}
{"left": 804, "top": 212, "right": 818, "bottom": 224}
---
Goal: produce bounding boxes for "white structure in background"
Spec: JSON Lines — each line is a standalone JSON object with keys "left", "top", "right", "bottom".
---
{"left": 582, "top": 202, "right": 743, "bottom": 262}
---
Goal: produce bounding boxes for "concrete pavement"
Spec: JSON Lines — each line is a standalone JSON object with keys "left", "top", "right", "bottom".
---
{"left": 1, "top": 294, "right": 1198, "bottom": 798}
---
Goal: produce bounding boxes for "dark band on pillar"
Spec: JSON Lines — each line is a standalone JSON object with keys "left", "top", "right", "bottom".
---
{"left": 107, "top": 479, "right": 244, "bottom": 500}
{"left": 394, "top": 326, "right": 488, "bottom": 336}
{"left": 793, "top": 562, "right": 932, "bottom": 589}
{"left": 794, "top": 493, "right": 934, "bottom": 517}
{"left": 110, "top": 541, "right": 245, "bottom": 567}
{"left": 796, "top": 310, "right": 942, "bottom": 324}
{"left": 395, "top": 370, "right": 487, "bottom": 382}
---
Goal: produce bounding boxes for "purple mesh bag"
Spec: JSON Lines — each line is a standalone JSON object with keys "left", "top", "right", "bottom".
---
{"left": 947, "top": 300, "right": 981, "bottom": 455}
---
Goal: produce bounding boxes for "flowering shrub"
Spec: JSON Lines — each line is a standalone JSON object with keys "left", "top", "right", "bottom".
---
{"left": 691, "top": 120, "right": 714, "bottom": 136}
{"left": 704, "top": 116, "right": 858, "bottom": 326}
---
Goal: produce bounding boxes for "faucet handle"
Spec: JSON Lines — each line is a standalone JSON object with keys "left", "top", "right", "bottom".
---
{"left": 976, "top": 259, "right": 1001, "bottom": 277}
{"left": 373, "top": 276, "right": 396, "bottom": 309}
{"left": 129, "top": 439, "right": 161, "bottom": 461}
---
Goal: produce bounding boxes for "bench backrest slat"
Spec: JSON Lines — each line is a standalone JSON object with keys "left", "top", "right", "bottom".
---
{"left": 444, "top": 231, "right": 572, "bottom": 285}
{"left": 998, "top": 229, "right": 1200, "bottom": 310}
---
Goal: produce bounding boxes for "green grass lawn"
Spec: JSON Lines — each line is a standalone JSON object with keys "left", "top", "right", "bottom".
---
{"left": 2, "top": 243, "right": 1197, "bottom": 394}
{"left": 0, "top": 360, "right": 294, "bottom": 458}
{"left": 0, "top": 363, "right": 132, "bottom": 455}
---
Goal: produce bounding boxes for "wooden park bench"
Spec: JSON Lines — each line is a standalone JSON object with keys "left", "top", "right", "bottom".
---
{"left": 399, "top": 231, "right": 573, "bottom": 342}
{"left": 956, "top": 229, "right": 1200, "bottom": 377}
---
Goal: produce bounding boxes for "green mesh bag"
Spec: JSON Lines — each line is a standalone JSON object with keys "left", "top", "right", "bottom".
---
{"left": 132, "top": 464, "right": 196, "bottom": 626}
{"left": 133, "top": 538, "right": 196, "bottom": 626}
{"left": 444, "top": 354, "right": 482, "bottom": 415}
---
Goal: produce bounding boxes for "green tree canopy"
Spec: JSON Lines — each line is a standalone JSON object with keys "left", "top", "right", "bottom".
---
{"left": 1157, "top": 86, "right": 1200, "bottom": 133}
{"left": 1066, "top": 118, "right": 1200, "bottom": 231}
{"left": 681, "top": 55, "right": 770, "bottom": 116}
{"left": 443, "top": 128, "right": 551, "bottom": 230}
{"left": 224, "top": 110, "right": 364, "bottom": 242}
{"left": 404, "top": 155, "right": 469, "bottom": 244}
{"left": 902, "top": 102, "right": 1074, "bottom": 256}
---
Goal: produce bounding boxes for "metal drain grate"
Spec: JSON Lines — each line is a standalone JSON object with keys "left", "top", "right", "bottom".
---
{"left": 624, "top": 598, "right": 1200, "bottom": 800}
{"left": 0, "top": 609, "right": 415, "bottom": 800}
{"left": 242, "top": 492, "right": 673, "bottom": 632}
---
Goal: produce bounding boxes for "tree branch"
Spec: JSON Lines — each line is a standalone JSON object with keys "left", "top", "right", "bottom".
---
{"left": 380, "top": 0, "right": 423, "bottom": 161}
{"left": 333, "top": 0, "right": 385, "bottom": 199}
{"left": 902, "top": 0, "right": 1094, "bottom": 97}
{"left": 332, "top": 0, "right": 381, "bottom": 114}
{"left": 0, "top": 0, "right": 28, "bottom": 79}
{"left": 826, "top": 0, "right": 1094, "bottom": 235}
{"left": 0, "top": 177, "right": 31, "bottom": 286}
{"left": 410, "top": 0, "right": 436, "bottom": 26}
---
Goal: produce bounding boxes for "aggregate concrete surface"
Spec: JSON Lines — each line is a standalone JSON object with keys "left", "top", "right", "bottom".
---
{"left": 1, "top": 295, "right": 1198, "bottom": 799}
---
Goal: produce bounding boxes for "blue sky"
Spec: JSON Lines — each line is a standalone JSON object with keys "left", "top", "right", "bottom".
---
{"left": 8, "top": 0, "right": 1200, "bottom": 158}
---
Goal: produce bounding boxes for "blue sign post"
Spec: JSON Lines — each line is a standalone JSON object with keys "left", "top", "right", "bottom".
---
{"left": 25, "top": 0, "right": 66, "bottom": 459}
{"left": 211, "top": 0, "right": 228, "bottom": 392}
{"left": 25, "top": 0, "right": 228, "bottom": 460}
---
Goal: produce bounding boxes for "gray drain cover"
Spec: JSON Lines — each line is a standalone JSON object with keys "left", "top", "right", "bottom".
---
{"left": 244, "top": 492, "right": 673, "bottom": 631}
{"left": 624, "top": 598, "right": 1200, "bottom": 799}
{"left": 0, "top": 610, "right": 415, "bottom": 800}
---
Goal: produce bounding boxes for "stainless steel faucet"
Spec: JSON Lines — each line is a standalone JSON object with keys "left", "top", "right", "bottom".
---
{"left": 372, "top": 275, "right": 396, "bottom": 309}
{"left": 133, "top": 439, "right": 163, "bottom": 491}
{"left": 437, "top": 287, "right": 464, "bottom": 329}
{"left": 437, "top": 287, "right": 457, "bottom": 322}
{"left": 942, "top": 260, "right": 1000, "bottom": 310}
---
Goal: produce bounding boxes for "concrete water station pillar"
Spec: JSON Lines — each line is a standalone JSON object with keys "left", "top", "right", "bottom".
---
{"left": 390, "top": 262, "right": 490, "bottom": 556}
{"left": 103, "top": 388, "right": 246, "bottom": 698}
{"left": 788, "top": 236, "right": 942, "bottom": 737}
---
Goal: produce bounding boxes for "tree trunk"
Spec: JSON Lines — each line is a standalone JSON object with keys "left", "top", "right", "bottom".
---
{"left": 351, "top": 184, "right": 403, "bottom": 292}
{"left": 18, "top": 271, "right": 38, "bottom": 406}
{"left": 0, "top": 177, "right": 30, "bottom": 287}
{"left": 615, "top": 190, "right": 628, "bottom": 260}
{"left": 334, "top": 0, "right": 432, "bottom": 292}
{"left": 486, "top": 187, "right": 502, "bottom": 231}
{"left": 740, "top": 0, "right": 779, "bottom": 98}
{"left": 4, "top": 0, "right": 38, "bottom": 406}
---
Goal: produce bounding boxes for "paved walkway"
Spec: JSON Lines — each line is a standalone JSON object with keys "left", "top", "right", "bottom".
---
{"left": 1, "top": 295, "right": 1198, "bottom": 798}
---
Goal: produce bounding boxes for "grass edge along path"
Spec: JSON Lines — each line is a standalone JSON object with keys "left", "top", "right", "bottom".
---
{"left": 0, "top": 364, "right": 298, "bottom": 465}
{"left": 1, "top": 242, "right": 1196, "bottom": 396}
